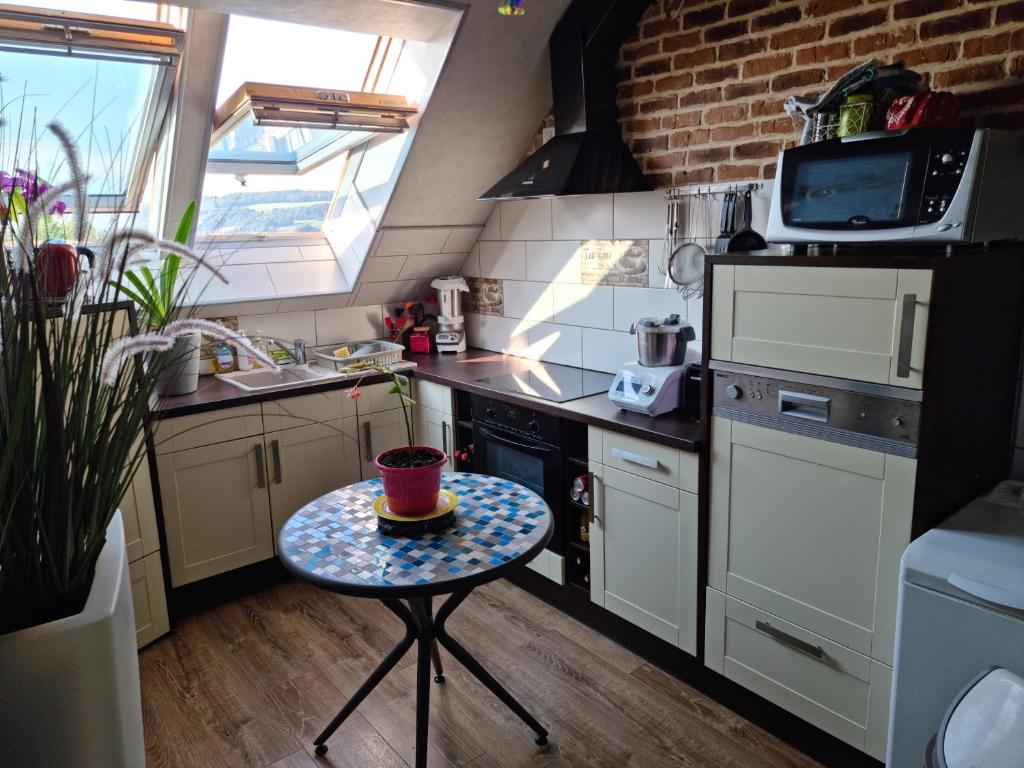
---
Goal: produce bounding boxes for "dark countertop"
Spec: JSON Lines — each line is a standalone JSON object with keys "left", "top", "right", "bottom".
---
{"left": 707, "top": 243, "right": 1024, "bottom": 268}
{"left": 154, "top": 348, "right": 703, "bottom": 453}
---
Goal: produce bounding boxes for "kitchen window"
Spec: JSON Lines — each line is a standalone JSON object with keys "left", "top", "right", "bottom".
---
{"left": 0, "top": 3, "right": 184, "bottom": 215}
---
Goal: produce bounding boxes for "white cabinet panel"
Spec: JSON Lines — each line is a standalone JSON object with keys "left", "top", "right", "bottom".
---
{"left": 359, "top": 409, "right": 412, "bottom": 478}
{"left": 709, "top": 416, "right": 915, "bottom": 662}
{"left": 415, "top": 379, "right": 452, "bottom": 416}
{"left": 590, "top": 464, "right": 698, "bottom": 654}
{"left": 710, "top": 264, "right": 931, "bottom": 388}
{"left": 600, "top": 430, "right": 697, "bottom": 492}
{"left": 154, "top": 404, "right": 264, "bottom": 455}
{"left": 120, "top": 454, "right": 159, "bottom": 564}
{"left": 357, "top": 380, "right": 410, "bottom": 416}
{"left": 266, "top": 420, "right": 360, "bottom": 541}
{"left": 262, "top": 389, "right": 355, "bottom": 432}
{"left": 130, "top": 552, "right": 169, "bottom": 648}
{"left": 157, "top": 436, "right": 274, "bottom": 586}
{"left": 414, "top": 405, "right": 454, "bottom": 472}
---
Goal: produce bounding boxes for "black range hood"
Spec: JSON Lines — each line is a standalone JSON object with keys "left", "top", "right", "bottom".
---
{"left": 480, "top": 0, "right": 654, "bottom": 201}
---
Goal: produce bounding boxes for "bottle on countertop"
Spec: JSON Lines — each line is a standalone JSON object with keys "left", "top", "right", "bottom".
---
{"left": 252, "top": 330, "right": 269, "bottom": 369}
{"left": 236, "top": 330, "right": 254, "bottom": 371}
{"left": 213, "top": 344, "right": 235, "bottom": 373}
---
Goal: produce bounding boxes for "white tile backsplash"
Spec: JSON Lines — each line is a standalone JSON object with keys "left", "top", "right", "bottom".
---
{"left": 503, "top": 280, "right": 553, "bottom": 322}
{"left": 499, "top": 199, "right": 553, "bottom": 241}
{"left": 460, "top": 245, "right": 481, "bottom": 277}
{"left": 398, "top": 252, "right": 467, "bottom": 280}
{"left": 553, "top": 194, "right": 614, "bottom": 240}
{"left": 376, "top": 227, "right": 451, "bottom": 256}
{"left": 479, "top": 207, "right": 500, "bottom": 241}
{"left": 315, "top": 305, "right": 384, "bottom": 345}
{"left": 552, "top": 284, "right": 613, "bottom": 329}
{"left": 526, "top": 241, "right": 581, "bottom": 283}
{"left": 479, "top": 241, "right": 526, "bottom": 280}
{"left": 614, "top": 190, "right": 668, "bottom": 239}
{"left": 582, "top": 328, "right": 639, "bottom": 373}
{"left": 359, "top": 255, "right": 407, "bottom": 283}
{"left": 352, "top": 279, "right": 424, "bottom": 307}
{"left": 613, "top": 287, "right": 688, "bottom": 332}
{"left": 236, "top": 310, "right": 317, "bottom": 344}
{"left": 480, "top": 314, "right": 532, "bottom": 355}
{"left": 526, "top": 323, "right": 582, "bottom": 367}
{"left": 442, "top": 226, "right": 484, "bottom": 253}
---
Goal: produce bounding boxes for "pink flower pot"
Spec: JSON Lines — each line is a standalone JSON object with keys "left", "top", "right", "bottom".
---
{"left": 375, "top": 446, "right": 447, "bottom": 516}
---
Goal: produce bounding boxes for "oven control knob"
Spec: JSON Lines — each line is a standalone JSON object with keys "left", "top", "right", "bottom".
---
{"left": 892, "top": 416, "right": 903, "bottom": 427}
{"left": 725, "top": 384, "right": 742, "bottom": 399}
{"left": 486, "top": 407, "right": 496, "bottom": 418}
{"left": 528, "top": 420, "right": 540, "bottom": 432}
{"left": 941, "top": 152, "right": 955, "bottom": 166}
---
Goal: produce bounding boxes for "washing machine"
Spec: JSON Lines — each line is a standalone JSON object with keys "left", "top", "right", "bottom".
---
{"left": 887, "top": 481, "right": 1024, "bottom": 767}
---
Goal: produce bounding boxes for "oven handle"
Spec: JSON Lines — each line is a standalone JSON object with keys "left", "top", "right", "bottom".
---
{"left": 477, "top": 427, "right": 552, "bottom": 456}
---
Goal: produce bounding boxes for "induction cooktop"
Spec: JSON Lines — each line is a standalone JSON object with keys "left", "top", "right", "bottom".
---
{"left": 476, "top": 363, "right": 614, "bottom": 403}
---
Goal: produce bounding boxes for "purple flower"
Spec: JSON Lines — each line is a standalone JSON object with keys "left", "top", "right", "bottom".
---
{"left": 50, "top": 200, "right": 66, "bottom": 215}
{"left": 1, "top": 168, "right": 67, "bottom": 215}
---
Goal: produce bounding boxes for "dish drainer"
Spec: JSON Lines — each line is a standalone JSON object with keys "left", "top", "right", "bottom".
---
{"left": 313, "top": 340, "right": 405, "bottom": 371}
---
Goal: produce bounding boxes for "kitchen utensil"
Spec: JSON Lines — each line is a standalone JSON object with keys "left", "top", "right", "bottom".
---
{"left": 728, "top": 189, "right": 768, "bottom": 252}
{"left": 713, "top": 191, "right": 736, "bottom": 254}
{"left": 668, "top": 193, "right": 708, "bottom": 297}
{"left": 629, "top": 313, "right": 697, "bottom": 368}
{"left": 431, "top": 276, "right": 469, "bottom": 320}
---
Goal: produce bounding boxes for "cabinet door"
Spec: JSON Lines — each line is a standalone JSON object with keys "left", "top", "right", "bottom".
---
{"left": 358, "top": 409, "right": 411, "bottom": 478}
{"left": 120, "top": 450, "right": 160, "bottom": 564}
{"left": 415, "top": 405, "right": 454, "bottom": 472}
{"left": 708, "top": 416, "right": 915, "bottom": 662}
{"left": 416, "top": 379, "right": 452, "bottom": 416}
{"left": 711, "top": 265, "right": 931, "bottom": 388}
{"left": 262, "top": 389, "right": 355, "bottom": 432}
{"left": 590, "top": 463, "right": 698, "bottom": 654}
{"left": 157, "top": 436, "right": 274, "bottom": 586}
{"left": 357, "top": 380, "right": 411, "bottom": 415}
{"left": 130, "top": 552, "right": 169, "bottom": 648}
{"left": 266, "top": 420, "right": 360, "bottom": 540}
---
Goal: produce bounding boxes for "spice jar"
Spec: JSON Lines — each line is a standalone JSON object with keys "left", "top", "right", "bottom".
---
{"left": 838, "top": 93, "right": 874, "bottom": 138}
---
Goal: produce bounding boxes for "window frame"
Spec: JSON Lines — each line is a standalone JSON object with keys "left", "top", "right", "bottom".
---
{"left": 0, "top": 4, "right": 184, "bottom": 212}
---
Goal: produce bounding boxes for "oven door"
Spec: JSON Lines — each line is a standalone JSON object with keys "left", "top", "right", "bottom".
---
{"left": 472, "top": 423, "right": 565, "bottom": 551}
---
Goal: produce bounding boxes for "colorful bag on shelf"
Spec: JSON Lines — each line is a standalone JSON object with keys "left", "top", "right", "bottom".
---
{"left": 885, "top": 91, "right": 960, "bottom": 130}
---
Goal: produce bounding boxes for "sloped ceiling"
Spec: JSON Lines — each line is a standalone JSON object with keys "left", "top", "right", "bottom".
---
{"left": 381, "top": 0, "right": 571, "bottom": 228}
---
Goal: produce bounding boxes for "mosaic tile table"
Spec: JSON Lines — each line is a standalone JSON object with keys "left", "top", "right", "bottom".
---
{"left": 278, "top": 472, "right": 553, "bottom": 767}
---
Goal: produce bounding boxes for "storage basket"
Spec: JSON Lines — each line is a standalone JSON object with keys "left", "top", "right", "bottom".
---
{"left": 313, "top": 340, "right": 405, "bottom": 371}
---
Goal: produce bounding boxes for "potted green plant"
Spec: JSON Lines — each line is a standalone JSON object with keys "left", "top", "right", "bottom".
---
{"left": 110, "top": 200, "right": 201, "bottom": 395}
{"left": 347, "top": 362, "right": 447, "bottom": 515}
{"left": 0, "top": 123, "right": 273, "bottom": 767}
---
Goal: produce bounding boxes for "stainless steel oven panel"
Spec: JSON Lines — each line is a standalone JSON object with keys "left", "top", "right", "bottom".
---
{"left": 766, "top": 128, "right": 1024, "bottom": 245}
{"left": 711, "top": 365, "right": 920, "bottom": 458}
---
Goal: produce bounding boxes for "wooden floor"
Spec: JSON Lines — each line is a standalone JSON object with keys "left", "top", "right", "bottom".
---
{"left": 140, "top": 578, "right": 822, "bottom": 768}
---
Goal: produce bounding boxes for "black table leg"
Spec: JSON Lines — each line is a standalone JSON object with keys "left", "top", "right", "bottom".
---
{"left": 425, "top": 599, "right": 445, "bottom": 683}
{"left": 313, "top": 599, "right": 417, "bottom": 756}
{"left": 410, "top": 598, "right": 434, "bottom": 768}
{"left": 434, "top": 590, "right": 549, "bottom": 746}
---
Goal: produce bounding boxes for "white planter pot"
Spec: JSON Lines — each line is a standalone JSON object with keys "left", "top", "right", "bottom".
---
{"left": 0, "top": 511, "right": 145, "bottom": 767}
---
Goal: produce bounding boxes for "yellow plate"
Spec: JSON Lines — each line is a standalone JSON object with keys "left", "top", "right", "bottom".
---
{"left": 372, "top": 489, "right": 458, "bottom": 522}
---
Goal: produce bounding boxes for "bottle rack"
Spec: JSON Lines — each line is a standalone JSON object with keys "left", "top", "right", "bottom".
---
{"left": 453, "top": 391, "right": 475, "bottom": 472}
{"left": 565, "top": 452, "right": 591, "bottom": 593}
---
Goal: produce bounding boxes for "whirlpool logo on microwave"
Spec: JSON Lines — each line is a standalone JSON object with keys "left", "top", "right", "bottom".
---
{"left": 848, "top": 215, "right": 871, "bottom": 227}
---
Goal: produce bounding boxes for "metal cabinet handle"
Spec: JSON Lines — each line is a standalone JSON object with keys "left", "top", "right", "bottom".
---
{"left": 271, "top": 439, "right": 283, "bottom": 484}
{"left": 896, "top": 293, "right": 917, "bottom": 379}
{"left": 611, "top": 447, "right": 658, "bottom": 469}
{"left": 755, "top": 620, "right": 825, "bottom": 660}
{"left": 588, "top": 471, "right": 601, "bottom": 526}
{"left": 254, "top": 443, "right": 267, "bottom": 489}
{"left": 778, "top": 390, "right": 831, "bottom": 423}
{"left": 441, "top": 420, "right": 449, "bottom": 456}
{"left": 363, "top": 421, "right": 373, "bottom": 462}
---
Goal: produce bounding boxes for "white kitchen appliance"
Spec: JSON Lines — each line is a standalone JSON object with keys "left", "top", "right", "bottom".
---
{"left": 887, "top": 481, "right": 1024, "bottom": 767}
{"left": 609, "top": 362, "right": 687, "bottom": 416}
{"left": 431, "top": 276, "right": 469, "bottom": 353}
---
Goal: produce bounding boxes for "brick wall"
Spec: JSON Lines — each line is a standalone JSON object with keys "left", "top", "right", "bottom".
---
{"left": 609, "top": 0, "right": 1024, "bottom": 186}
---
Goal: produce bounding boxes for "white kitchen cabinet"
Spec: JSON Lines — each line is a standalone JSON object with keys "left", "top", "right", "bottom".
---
{"left": 157, "top": 435, "right": 274, "bottom": 586}
{"left": 130, "top": 552, "right": 169, "bottom": 648}
{"left": 415, "top": 379, "right": 453, "bottom": 416}
{"left": 704, "top": 589, "right": 892, "bottom": 761}
{"left": 358, "top": 409, "right": 412, "bottom": 478}
{"left": 589, "top": 462, "right": 698, "bottom": 655}
{"left": 153, "top": 403, "right": 263, "bottom": 455}
{"left": 262, "top": 389, "right": 355, "bottom": 432}
{"left": 266, "top": 419, "right": 360, "bottom": 540}
{"left": 415, "top": 405, "right": 454, "bottom": 471}
{"left": 711, "top": 264, "right": 931, "bottom": 388}
{"left": 120, "top": 452, "right": 160, "bottom": 566}
{"left": 708, "top": 415, "right": 915, "bottom": 665}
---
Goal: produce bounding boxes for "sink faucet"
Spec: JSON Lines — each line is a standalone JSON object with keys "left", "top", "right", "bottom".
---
{"left": 268, "top": 337, "right": 307, "bottom": 365}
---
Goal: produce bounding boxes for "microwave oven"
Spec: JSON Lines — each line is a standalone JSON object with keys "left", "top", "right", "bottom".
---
{"left": 766, "top": 128, "right": 1024, "bottom": 245}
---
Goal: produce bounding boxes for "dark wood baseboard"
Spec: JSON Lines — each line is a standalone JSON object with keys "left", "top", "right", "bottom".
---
{"left": 506, "top": 568, "right": 882, "bottom": 768}
{"left": 169, "top": 558, "right": 291, "bottom": 620}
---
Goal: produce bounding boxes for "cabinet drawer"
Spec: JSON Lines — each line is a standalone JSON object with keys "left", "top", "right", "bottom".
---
{"left": 415, "top": 379, "right": 452, "bottom": 416}
{"left": 706, "top": 589, "right": 892, "bottom": 759}
{"left": 130, "top": 552, "right": 169, "bottom": 649}
{"left": 262, "top": 389, "right": 355, "bottom": 432}
{"left": 154, "top": 404, "right": 263, "bottom": 455}
{"left": 711, "top": 264, "right": 931, "bottom": 388}
{"left": 600, "top": 430, "right": 697, "bottom": 492}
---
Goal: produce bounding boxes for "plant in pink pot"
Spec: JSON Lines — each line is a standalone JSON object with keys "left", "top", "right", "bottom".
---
{"left": 347, "top": 363, "right": 447, "bottom": 515}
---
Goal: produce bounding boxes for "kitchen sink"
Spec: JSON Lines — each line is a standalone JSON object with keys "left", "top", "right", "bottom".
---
{"left": 216, "top": 364, "right": 345, "bottom": 393}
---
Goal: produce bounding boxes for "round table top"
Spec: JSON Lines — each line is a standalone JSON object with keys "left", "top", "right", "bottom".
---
{"left": 277, "top": 472, "right": 553, "bottom": 598}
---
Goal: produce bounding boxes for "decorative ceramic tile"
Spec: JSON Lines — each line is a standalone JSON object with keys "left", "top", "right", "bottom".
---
{"left": 278, "top": 472, "right": 552, "bottom": 592}
{"left": 580, "top": 240, "right": 649, "bottom": 287}
{"left": 465, "top": 277, "right": 504, "bottom": 316}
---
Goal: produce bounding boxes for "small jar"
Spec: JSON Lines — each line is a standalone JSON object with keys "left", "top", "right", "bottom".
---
{"left": 838, "top": 93, "right": 874, "bottom": 138}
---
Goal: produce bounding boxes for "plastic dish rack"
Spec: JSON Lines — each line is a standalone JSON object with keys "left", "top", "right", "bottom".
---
{"left": 313, "top": 340, "right": 405, "bottom": 371}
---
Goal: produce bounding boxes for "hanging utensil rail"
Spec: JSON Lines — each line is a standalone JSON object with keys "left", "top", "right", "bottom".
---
{"left": 665, "top": 181, "right": 763, "bottom": 201}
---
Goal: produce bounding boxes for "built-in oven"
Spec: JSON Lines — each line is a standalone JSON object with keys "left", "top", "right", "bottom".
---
{"left": 471, "top": 394, "right": 584, "bottom": 555}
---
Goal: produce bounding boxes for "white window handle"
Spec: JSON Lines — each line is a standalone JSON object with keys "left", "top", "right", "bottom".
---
{"left": 611, "top": 447, "right": 659, "bottom": 469}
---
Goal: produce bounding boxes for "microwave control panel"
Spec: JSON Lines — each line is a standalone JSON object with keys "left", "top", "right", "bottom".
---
{"left": 712, "top": 368, "right": 921, "bottom": 446}
{"left": 919, "top": 135, "right": 973, "bottom": 225}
